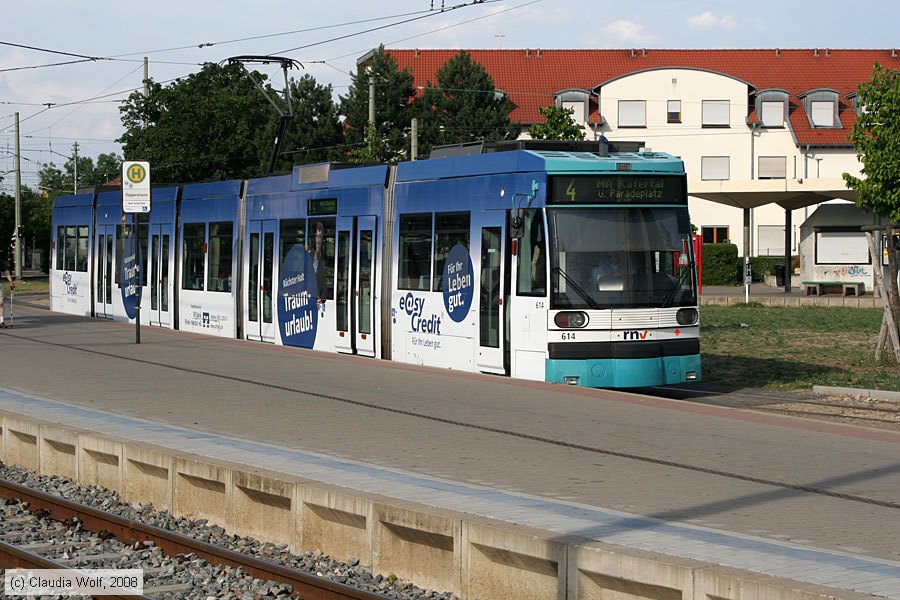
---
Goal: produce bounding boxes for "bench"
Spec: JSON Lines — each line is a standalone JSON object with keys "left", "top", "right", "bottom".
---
{"left": 802, "top": 281, "right": 865, "bottom": 296}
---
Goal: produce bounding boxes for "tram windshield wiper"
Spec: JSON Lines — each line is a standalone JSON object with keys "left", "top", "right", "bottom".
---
{"left": 662, "top": 264, "right": 692, "bottom": 308}
{"left": 552, "top": 266, "right": 600, "bottom": 310}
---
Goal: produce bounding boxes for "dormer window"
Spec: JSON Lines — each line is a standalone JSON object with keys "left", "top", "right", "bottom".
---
{"left": 798, "top": 89, "right": 841, "bottom": 129}
{"left": 811, "top": 101, "right": 834, "bottom": 126}
{"left": 847, "top": 92, "right": 864, "bottom": 117}
{"left": 554, "top": 89, "right": 590, "bottom": 124}
{"left": 755, "top": 89, "right": 788, "bottom": 128}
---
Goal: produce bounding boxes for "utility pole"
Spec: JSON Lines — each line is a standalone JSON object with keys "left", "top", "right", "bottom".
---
{"left": 14, "top": 112, "right": 21, "bottom": 279}
{"left": 368, "top": 76, "right": 376, "bottom": 126}
{"left": 72, "top": 141, "right": 79, "bottom": 193}
{"left": 411, "top": 117, "right": 418, "bottom": 161}
{"left": 143, "top": 56, "right": 149, "bottom": 97}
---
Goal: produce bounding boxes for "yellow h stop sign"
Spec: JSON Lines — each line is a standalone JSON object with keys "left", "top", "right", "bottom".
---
{"left": 122, "top": 161, "right": 151, "bottom": 213}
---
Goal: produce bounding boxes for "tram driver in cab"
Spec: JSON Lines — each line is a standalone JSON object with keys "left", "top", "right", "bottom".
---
{"left": 591, "top": 251, "right": 624, "bottom": 291}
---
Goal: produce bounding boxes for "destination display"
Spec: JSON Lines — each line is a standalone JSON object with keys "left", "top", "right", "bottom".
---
{"left": 549, "top": 175, "right": 686, "bottom": 205}
{"left": 308, "top": 197, "right": 337, "bottom": 215}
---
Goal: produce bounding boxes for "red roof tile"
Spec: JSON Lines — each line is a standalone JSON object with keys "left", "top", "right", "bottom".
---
{"left": 386, "top": 49, "right": 898, "bottom": 146}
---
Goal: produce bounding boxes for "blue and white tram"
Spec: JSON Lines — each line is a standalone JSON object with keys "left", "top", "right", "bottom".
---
{"left": 50, "top": 141, "right": 700, "bottom": 388}
{"left": 388, "top": 147, "right": 700, "bottom": 387}
{"left": 242, "top": 163, "right": 388, "bottom": 355}
{"left": 50, "top": 192, "right": 94, "bottom": 316}
{"left": 177, "top": 180, "right": 243, "bottom": 337}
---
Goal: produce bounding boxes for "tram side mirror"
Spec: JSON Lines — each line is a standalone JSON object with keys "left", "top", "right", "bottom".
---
{"left": 510, "top": 209, "right": 524, "bottom": 239}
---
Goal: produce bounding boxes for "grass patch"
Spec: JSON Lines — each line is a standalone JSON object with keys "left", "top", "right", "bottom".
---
{"left": 12, "top": 278, "right": 49, "bottom": 294}
{"left": 701, "top": 305, "right": 900, "bottom": 391}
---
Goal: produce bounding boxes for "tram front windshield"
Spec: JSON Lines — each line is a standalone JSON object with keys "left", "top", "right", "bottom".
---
{"left": 548, "top": 207, "right": 697, "bottom": 309}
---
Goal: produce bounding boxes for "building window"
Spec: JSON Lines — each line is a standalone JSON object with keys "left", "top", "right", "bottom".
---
{"left": 618, "top": 100, "right": 646, "bottom": 127}
{"left": 701, "top": 156, "right": 730, "bottom": 181}
{"left": 761, "top": 101, "right": 784, "bottom": 127}
{"left": 667, "top": 100, "right": 681, "bottom": 123}
{"left": 811, "top": 101, "right": 835, "bottom": 127}
{"left": 702, "top": 100, "right": 729, "bottom": 127}
{"left": 561, "top": 101, "right": 585, "bottom": 123}
{"left": 758, "top": 156, "right": 786, "bottom": 179}
{"left": 757, "top": 225, "right": 787, "bottom": 256}
{"left": 815, "top": 229, "right": 869, "bottom": 264}
{"left": 702, "top": 226, "right": 729, "bottom": 244}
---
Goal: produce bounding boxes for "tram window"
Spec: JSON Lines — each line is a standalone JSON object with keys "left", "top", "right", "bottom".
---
{"left": 208, "top": 222, "right": 234, "bottom": 292}
{"left": 114, "top": 225, "right": 130, "bottom": 285}
{"left": 65, "top": 226, "right": 78, "bottom": 271}
{"left": 279, "top": 219, "right": 306, "bottom": 271}
{"left": 56, "top": 226, "right": 64, "bottom": 270}
{"left": 433, "top": 212, "right": 470, "bottom": 292}
{"left": 59, "top": 226, "right": 75, "bottom": 271}
{"left": 399, "top": 213, "right": 432, "bottom": 291}
{"left": 76, "top": 226, "right": 89, "bottom": 272}
{"left": 182, "top": 223, "right": 205, "bottom": 290}
{"left": 310, "top": 218, "right": 335, "bottom": 300}
{"left": 517, "top": 209, "right": 546, "bottom": 296}
{"left": 138, "top": 223, "right": 149, "bottom": 286}
{"left": 336, "top": 230, "right": 350, "bottom": 331}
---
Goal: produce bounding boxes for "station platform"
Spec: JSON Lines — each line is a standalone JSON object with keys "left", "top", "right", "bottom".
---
{"left": 1, "top": 306, "right": 898, "bottom": 600}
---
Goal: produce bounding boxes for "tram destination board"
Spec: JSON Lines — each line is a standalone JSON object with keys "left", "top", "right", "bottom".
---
{"left": 549, "top": 175, "right": 686, "bottom": 205}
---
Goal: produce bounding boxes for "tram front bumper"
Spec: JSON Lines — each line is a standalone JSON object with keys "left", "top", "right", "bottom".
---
{"left": 546, "top": 354, "right": 701, "bottom": 388}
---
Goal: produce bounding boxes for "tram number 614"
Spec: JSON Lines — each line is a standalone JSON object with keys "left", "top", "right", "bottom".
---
{"left": 560, "top": 332, "right": 576, "bottom": 340}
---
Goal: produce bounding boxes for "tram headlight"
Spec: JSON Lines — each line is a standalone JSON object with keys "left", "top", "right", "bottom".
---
{"left": 554, "top": 311, "right": 589, "bottom": 328}
{"left": 676, "top": 308, "right": 699, "bottom": 325}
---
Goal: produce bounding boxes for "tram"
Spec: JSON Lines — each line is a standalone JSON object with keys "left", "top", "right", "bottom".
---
{"left": 50, "top": 140, "right": 701, "bottom": 388}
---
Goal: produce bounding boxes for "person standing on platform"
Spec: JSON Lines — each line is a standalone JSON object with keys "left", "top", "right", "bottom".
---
{"left": 0, "top": 258, "right": 14, "bottom": 328}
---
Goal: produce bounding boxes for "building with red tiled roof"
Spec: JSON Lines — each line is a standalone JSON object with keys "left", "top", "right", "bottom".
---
{"left": 380, "top": 48, "right": 896, "bottom": 287}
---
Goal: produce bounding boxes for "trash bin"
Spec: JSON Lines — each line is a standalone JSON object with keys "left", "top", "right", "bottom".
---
{"left": 774, "top": 264, "right": 785, "bottom": 287}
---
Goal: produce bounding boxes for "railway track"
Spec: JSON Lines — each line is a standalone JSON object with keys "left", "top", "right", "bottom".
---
{"left": 647, "top": 385, "right": 900, "bottom": 431}
{"left": 0, "top": 478, "right": 391, "bottom": 600}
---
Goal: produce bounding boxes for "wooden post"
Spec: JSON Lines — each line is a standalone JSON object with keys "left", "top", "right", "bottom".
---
{"left": 864, "top": 229, "right": 900, "bottom": 362}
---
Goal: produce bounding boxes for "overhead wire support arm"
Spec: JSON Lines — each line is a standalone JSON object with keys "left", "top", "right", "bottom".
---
{"left": 225, "top": 55, "right": 304, "bottom": 175}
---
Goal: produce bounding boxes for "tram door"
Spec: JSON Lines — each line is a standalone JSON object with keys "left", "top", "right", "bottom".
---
{"left": 476, "top": 211, "right": 508, "bottom": 375}
{"left": 147, "top": 225, "right": 172, "bottom": 327}
{"left": 355, "top": 217, "right": 377, "bottom": 357}
{"left": 334, "top": 217, "right": 355, "bottom": 355}
{"left": 95, "top": 225, "right": 115, "bottom": 319}
{"left": 246, "top": 220, "right": 276, "bottom": 342}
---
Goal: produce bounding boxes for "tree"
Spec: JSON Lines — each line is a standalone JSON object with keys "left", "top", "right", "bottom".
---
{"left": 118, "top": 62, "right": 274, "bottom": 182}
{"left": 38, "top": 151, "right": 123, "bottom": 196}
{"left": 528, "top": 105, "right": 586, "bottom": 141}
{"left": 843, "top": 62, "right": 900, "bottom": 360}
{"left": 275, "top": 74, "right": 344, "bottom": 168}
{"left": 0, "top": 187, "right": 51, "bottom": 273}
{"left": 340, "top": 46, "right": 416, "bottom": 162}
{"left": 414, "top": 51, "right": 519, "bottom": 155}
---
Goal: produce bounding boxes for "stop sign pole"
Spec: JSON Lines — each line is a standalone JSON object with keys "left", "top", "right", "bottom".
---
{"left": 122, "top": 161, "right": 151, "bottom": 344}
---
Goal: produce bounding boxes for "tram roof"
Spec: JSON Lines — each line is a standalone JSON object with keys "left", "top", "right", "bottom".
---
{"left": 182, "top": 179, "right": 243, "bottom": 201}
{"left": 396, "top": 149, "right": 684, "bottom": 182}
{"left": 52, "top": 192, "right": 96, "bottom": 208}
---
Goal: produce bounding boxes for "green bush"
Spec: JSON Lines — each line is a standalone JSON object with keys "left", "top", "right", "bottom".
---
{"left": 749, "top": 257, "right": 780, "bottom": 281}
{"left": 701, "top": 243, "right": 740, "bottom": 285}
{"left": 750, "top": 256, "right": 799, "bottom": 281}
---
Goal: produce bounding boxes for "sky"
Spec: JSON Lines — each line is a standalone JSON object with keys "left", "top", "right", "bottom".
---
{"left": 1, "top": 0, "right": 898, "bottom": 191}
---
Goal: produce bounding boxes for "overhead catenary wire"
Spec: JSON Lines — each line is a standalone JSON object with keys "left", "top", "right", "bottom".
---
{"left": 0, "top": 1, "right": 523, "bottom": 165}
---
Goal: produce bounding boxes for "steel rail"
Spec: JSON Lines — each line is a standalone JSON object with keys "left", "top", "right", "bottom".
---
{"left": 0, "top": 478, "right": 388, "bottom": 600}
{"left": 0, "top": 540, "right": 154, "bottom": 600}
